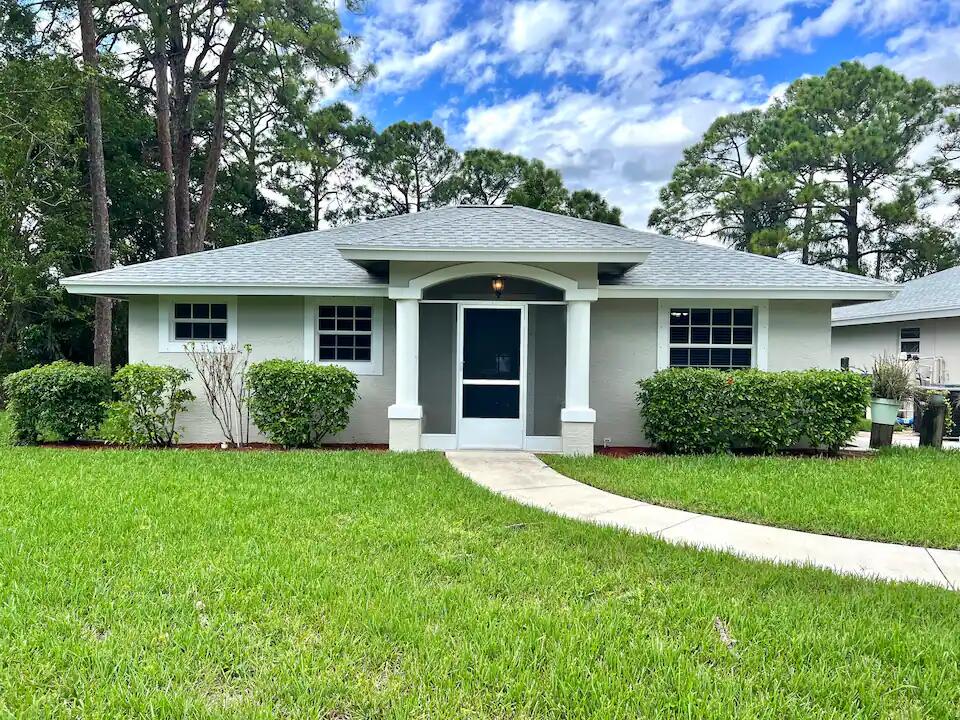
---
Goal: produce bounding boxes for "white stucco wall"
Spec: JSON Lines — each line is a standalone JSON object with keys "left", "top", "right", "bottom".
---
{"left": 767, "top": 300, "right": 833, "bottom": 370}
{"left": 590, "top": 298, "right": 658, "bottom": 447}
{"left": 128, "top": 295, "right": 395, "bottom": 444}
{"left": 832, "top": 316, "right": 960, "bottom": 382}
{"left": 128, "top": 294, "right": 839, "bottom": 447}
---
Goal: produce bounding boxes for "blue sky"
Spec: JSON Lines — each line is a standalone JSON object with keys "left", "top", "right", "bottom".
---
{"left": 334, "top": 0, "right": 960, "bottom": 227}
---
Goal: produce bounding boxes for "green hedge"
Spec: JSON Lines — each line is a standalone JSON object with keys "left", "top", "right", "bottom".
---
{"left": 636, "top": 369, "right": 870, "bottom": 453}
{"left": 2, "top": 361, "right": 111, "bottom": 444}
{"left": 101, "top": 364, "right": 195, "bottom": 447}
{"left": 247, "top": 360, "right": 359, "bottom": 447}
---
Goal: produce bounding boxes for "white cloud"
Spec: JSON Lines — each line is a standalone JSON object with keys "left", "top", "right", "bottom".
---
{"left": 861, "top": 25, "right": 960, "bottom": 85}
{"left": 506, "top": 0, "right": 572, "bottom": 53}
{"left": 372, "top": 30, "right": 472, "bottom": 93}
{"left": 734, "top": 11, "right": 791, "bottom": 60}
{"left": 460, "top": 76, "right": 763, "bottom": 226}
{"left": 338, "top": 0, "right": 958, "bottom": 226}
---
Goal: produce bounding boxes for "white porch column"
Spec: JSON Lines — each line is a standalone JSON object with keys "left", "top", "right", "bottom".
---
{"left": 561, "top": 299, "right": 596, "bottom": 455}
{"left": 388, "top": 298, "right": 422, "bottom": 451}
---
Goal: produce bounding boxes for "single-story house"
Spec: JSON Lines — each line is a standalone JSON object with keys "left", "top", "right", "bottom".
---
{"left": 62, "top": 205, "right": 896, "bottom": 454}
{"left": 832, "top": 266, "right": 960, "bottom": 386}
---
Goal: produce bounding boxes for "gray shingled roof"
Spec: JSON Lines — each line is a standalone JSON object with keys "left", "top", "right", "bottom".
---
{"left": 62, "top": 205, "right": 896, "bottom": 294}
{"left": 832, "top": 266, "right": 960, "bottom": 324}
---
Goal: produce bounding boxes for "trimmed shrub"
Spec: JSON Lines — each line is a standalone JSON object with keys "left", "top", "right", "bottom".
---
{"left": 247, "top": 360, "right": 359, "bottom": 447}
{"left": 2, "top": 361, "right": 111, "bottom": 444}
{"left": 636, "top": 368, "right": 870, "bottom": 454}
{"left": 101, "top": 364, "right": 195, "bottom": 447}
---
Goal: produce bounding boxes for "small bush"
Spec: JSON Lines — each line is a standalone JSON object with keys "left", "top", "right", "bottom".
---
{"left": 2, "top": 361, "right": 111, "bottom": 444}
{"left": 247, "top": 360, "right": 359, "bottom": 447}
{"left": 636, "top": 368, "right": 870, "bottom": 454}
{"left": 101, "top": 364, "right": 195, "bottom": 447}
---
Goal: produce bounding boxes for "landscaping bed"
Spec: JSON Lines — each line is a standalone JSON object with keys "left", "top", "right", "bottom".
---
{"left": 0, "top": 446, "right": 958, "bottom": 717}
{"left": 546, "top": 448, "right": 960, "bottom": 549}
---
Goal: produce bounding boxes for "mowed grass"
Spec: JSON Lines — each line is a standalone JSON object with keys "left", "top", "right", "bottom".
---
{"left": 0, "top": 448, "right": 958, "bottom": 718}
{"left": 546, "top": 448, "right": 960, "bottom": 549}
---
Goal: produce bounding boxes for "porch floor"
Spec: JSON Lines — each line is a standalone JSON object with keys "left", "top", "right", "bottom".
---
{"left": 446, "top": 451, "right": 960, "bottom": 590}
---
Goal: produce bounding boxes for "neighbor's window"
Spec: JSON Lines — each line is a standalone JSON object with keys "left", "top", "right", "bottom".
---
{"left": 668, "top": 307, "right": 754, "bottom": 369}
{"left": 900, "top": 327, "right": 920, "bottom": 355}
{"left": 317, "top": 305, "right": 373, "bottom": 361}
{"left": 174, "top": 302, "right": 228, "bottom": 341}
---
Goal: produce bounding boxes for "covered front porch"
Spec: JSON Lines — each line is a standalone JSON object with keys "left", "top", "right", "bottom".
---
{"left": 383, "top": 263, "right": 598, "bottom": 455}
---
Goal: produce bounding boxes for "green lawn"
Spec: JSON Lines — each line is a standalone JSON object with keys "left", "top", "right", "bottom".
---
{"left": 0, "top": 448, "right": 958, "bottom": 717}
{"left": 546, "top": 448, "right": 960, "bottom": 549}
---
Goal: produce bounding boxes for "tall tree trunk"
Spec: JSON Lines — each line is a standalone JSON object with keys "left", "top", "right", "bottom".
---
{"left": 845, "top": 166, "right": 860, "bottom": 274}
{"left": 312, "top": 167, "right": 321, "bottom": 230}
{"left": 800, "top": 170, "right": 814, "bottom": 265}
{"left": 79, "top": 0, "right": 112, "bottom": 369}
{"left": 152, "top": 46, "right": 178, "bottom": 257}
{"left": 168, "top": 7, "right": 195, "bottom": 254}
{"left": 190, "top": 25, "right": 242, "bottom": 252}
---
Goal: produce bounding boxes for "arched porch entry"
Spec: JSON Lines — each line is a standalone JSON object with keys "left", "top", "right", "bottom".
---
{"left": 387, "top": 263, "right": 596, "bottom": 455}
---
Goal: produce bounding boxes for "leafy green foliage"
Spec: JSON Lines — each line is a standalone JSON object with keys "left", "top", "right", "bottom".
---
{"left": 352, "top": 120, "right": 459, "bottom": 218}
{"left": 450, "top": 148, "right": 527, "bottom": 205}
{"left": 100, "top": 364, "right": 194, "bottom": 447}
{"left": 651, "top": 62, "right": 954, "bottom": 278}
{"left": 247, "top": 360, "right": 359, "bottom": 447}
{"left": 1, "top": 361, "right": 110, "bottom": 443}
{"left": 636, "top": 368, "right": 870, "bottom": 453}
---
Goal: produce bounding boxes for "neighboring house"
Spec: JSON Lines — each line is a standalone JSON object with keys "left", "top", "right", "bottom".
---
{"left": 62, "top": 205, "right": 895, "bottom": 454}
{"left": 832, "top": 266, "right": 960, "bottom": 386}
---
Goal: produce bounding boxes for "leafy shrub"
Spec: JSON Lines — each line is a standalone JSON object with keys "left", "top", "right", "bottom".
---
{"left": 1, "top": 361, "right": 111, "bottom": 444}
{"left": 101, "top": 364, "right": 195, "bottom": 447}
{"left": 636, "top": 368, "right": 870, "bottom": 454}
{"left": 247, "top": 360, "right": 359, "bottom": 447}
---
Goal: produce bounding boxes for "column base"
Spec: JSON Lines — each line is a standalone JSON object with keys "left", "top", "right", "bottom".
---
{"left": 388, "top": 405, "right": 422, "bottom": 451}
{"left": 561, "top": 408, "right": 595, "bottom": 456}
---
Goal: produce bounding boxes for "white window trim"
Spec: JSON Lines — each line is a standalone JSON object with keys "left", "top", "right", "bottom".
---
{"left": 158, "top": 296, "right": 238, "bottom": 353}
{"left": 303, "top": 297, "right": 383, "bottom": 376}
{"left": 657, "top": 299, "right": 769, "bottom": 371}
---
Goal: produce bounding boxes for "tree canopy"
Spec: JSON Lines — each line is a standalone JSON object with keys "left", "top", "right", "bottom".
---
{"left": 650, "top": 61, "right": 958, "bottom": 279}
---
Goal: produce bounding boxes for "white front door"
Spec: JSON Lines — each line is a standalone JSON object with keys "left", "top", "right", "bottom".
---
{"left": 457, "top": 305, "right": 525, "bottom": 449}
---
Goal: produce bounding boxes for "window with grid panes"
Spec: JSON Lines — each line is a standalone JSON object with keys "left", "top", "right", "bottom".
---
{"left": 668, "top": 307, "right": 754, "bottom": 369}
{"left": 173, "top": 302, "right": 228, "bottom": 341}
{"left": 317, "top": 305, "right": 373, "bottom": 362}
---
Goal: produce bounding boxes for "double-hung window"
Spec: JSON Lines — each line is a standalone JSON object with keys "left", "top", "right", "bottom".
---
{"left": 899, "top": 327, "right": 920, "bottom": 356}
{"left": 306, "top": 298, "right": 382, "bottom": 375}
{"left": 668, "top": 307, "right": 755, "bottom": 369}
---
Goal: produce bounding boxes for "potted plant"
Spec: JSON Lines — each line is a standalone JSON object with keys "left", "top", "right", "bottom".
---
{"left": 870, "top": 354, "right": 913, "bottom": 426}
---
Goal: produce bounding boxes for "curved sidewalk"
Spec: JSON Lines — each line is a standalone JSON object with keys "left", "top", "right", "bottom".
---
{"left": 446, "top": 451, "right": 960, "bottom": 590}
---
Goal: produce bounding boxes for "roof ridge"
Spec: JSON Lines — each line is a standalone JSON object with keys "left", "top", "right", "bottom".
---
{"left": 333, "top": 206, "right": 462, "bottom": 246}
{"left": 507, "top": 206, "right": 638, "bottom": 247}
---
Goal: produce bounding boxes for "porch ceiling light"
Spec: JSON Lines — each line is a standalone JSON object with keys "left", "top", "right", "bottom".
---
{"left": 492, "top": 276, "right": 504, "bottom": 298}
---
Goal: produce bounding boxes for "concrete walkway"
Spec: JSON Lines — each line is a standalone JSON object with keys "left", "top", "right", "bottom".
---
{"left": 446, "top": 451, "right": 960, "bottom": 590}
{"left": 846, "top": 430, "right": 960, "bottom": 452}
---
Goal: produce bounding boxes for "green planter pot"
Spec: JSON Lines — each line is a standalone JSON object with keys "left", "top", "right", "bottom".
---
{"left": 870, "top": 397, "right": 901, "bottom": 426}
